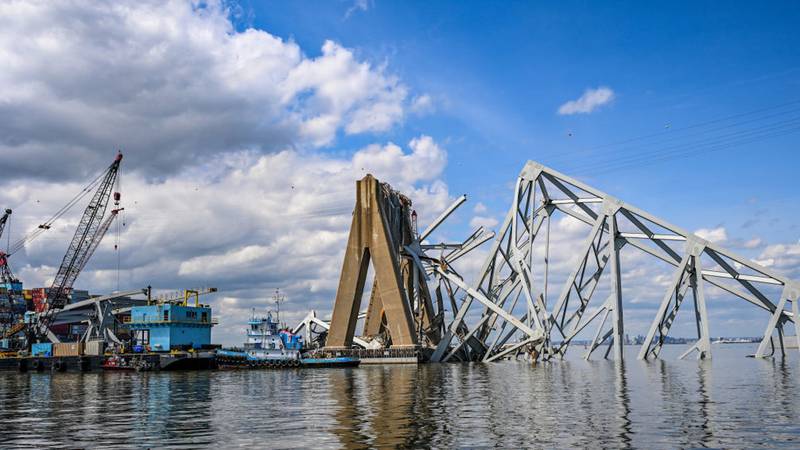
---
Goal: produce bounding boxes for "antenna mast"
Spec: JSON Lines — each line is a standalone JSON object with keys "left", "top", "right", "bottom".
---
{"left": 273, "top": 288, "right": 285, "bottom": 328}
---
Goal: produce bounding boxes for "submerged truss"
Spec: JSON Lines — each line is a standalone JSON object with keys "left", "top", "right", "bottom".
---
{"left": 432, "top": 161, "right": 799, "bottom": 362}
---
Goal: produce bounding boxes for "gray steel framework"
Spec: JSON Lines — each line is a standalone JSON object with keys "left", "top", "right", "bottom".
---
{"left": 30, "top": 289, "right": 147, "bottom": 344}
{"left": 316, "top": 175, "right": 496, "bottom": 353}
{"left": 430, "top": 161, "right": 799, "bottom": 362}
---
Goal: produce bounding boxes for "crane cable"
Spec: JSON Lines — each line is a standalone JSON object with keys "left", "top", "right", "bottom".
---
{"left": 5, "top": 213, "right": 10, "bottom": 254}
{"left": 8, "top": 166, "right": 107, "bottom": 255}
{"left": 116, "top": 165, "right": 122, "bottom": 292}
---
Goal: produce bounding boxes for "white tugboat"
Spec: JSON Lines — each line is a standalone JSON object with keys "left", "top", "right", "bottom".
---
{"left": 216, "top": 308, "right": 303, "bottom": 369}
{"left": 216, "top": 290, "right": 360, "bottom": 369}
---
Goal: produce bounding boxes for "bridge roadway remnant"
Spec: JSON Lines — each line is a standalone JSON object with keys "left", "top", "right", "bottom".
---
{"left": 312, "top": 163, "right": 799, "bottom": 363}
{"left": 320, "top": 174, "right": 501, "bottom": 361}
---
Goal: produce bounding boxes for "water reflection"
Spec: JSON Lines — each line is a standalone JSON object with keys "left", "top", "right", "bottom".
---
{"left": 614, "top": 361, "right": 633, "bottom": 449}
{"left": 328, "top": 368, "right": 369, "bottom": 447}
{"left": 696, "top": 361, "right": 713, "bottom": 446}
{"left": 327, "top": 364, "right": 446, "bottom": 448}
{"left": 0, "top": 345, "right": 797, "bottom": 448}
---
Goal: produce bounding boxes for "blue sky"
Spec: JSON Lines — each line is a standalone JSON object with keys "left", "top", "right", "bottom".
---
{"left": 246, "top": 0, "right": 800, "bottom": 246}
{"left": 1, "top": 1, "right": 798, "bottom": 344}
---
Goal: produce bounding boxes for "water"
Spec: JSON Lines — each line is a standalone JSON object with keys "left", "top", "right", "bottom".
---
{"left": 0, "top": 344, "right": 798, "bottom": 449}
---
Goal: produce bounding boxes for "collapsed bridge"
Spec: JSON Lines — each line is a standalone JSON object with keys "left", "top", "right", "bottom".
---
{"left": 303, "top": 162, "right": 799, "bottom": 362}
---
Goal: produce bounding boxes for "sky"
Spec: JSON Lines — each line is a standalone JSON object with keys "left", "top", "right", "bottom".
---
{"left": 0, "top": 0, "right": 798, "bottom": 346}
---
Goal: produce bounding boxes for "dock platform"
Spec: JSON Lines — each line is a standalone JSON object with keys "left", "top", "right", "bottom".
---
{"left": 0, "top": 351, "right": 215, "bottom": 372}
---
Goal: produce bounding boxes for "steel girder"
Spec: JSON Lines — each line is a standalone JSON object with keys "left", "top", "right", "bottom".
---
{"left": 324, "top": 175, "right": 495, "bottom": 352}
{"left": 433, "top": 161, "right": 799, "bottom": 362}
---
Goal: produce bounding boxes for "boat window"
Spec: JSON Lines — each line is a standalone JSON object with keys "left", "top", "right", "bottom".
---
{"left": 201, "top": 312, "right": 208, "bottom": 323}
{"left": 163, "top": 310, "right": 169, "bottom": 321}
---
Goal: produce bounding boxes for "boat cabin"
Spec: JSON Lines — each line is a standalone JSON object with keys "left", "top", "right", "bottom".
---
{"left": 127, "top": 303, "right": 214, "bottom": 351}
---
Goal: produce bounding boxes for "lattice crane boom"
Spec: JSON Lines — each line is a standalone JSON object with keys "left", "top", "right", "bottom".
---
{"left": 0, "top": 209, "right": 24, "bottom": 342}
{"left": 0, "top": 208, "right": 17, "bottom": 286}
{"left": 0, "top": 208, "right": 10, "bottom": 241}
{"left": 35, "top": 153, "right": 123, "bottom": 340}
{"left": 72, "top": 208, "right": 123, "bottom": 279}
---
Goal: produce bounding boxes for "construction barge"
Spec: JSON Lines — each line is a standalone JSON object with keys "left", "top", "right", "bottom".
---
{"left": 0, "top": 295, "right": 361, "bottom": 372}
{"left": 0, "top": 351, "right": 215, "bottom": 373}
{"left": 1, "top": 157, "right": 430, "bottom": 369}
{"left": 0, "top": 351, "right": 362, "bottom": 373}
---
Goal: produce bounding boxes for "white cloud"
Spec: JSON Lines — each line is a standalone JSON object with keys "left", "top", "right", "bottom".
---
{"left": 742, "top": 237, "right": 763, "bottom": 249}
{"left": 2, "top": 136, "right": 453, "bottom": 345}
{"left": 284, "top": 39, "right": 407, "bottom": 141}
{"left": 755, "top": 240, "right": 800, "bottom": 278}
{"left": 0, "top": 0, "right": 456, "bottom": 346}
{"left": 345, "top": 0, "right": 371, "bottom": 19}
{"left": 352, "top": 135, "right": 447, "bottom": 186}
{"left": 557, "top": 86, "right": 615, "bottom": 115}
{"left": 410, "top": 94, "right": 434, "bottom": 115}
{"left": 469, "top": 216, "right": 499, "bottom": 230}
{"left": 473, "top": 202, "right": 487, "bottom": 214}
{"left": 695, "top": 226, "right": 728, "bottom": 243}
{"left": 0, "top": 0, "right": 409, "bottom": 179}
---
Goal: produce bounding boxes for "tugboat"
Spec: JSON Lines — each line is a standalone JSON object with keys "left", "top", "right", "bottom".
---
{"left": 216, "top": 310, "right": 303, "bottom": 369}
{"left": 216, "top": 293, "right": 360, "bottom": 369}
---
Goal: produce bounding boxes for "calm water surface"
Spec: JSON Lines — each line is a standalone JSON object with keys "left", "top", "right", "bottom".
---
{"left": 0, "top": 344, "right": 798, "bottom": 449}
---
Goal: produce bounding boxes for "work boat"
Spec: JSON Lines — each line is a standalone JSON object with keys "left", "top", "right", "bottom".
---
{"left": 216, "top": 310, "right": 360, "bottom": 369}
{"left": 216, "top": 311, "right": 303, "bottom": 369}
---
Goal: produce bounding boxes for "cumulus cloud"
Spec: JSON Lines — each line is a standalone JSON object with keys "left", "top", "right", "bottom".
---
{"left": 410, "top": 94, "right": 434, "bottom": 115}
{"left": 694, "top": 226, "right": 728, "bottom": 243}
{"left": 469, "top": 215, "right": 498, "bottom": 230}
{"left": 2, "top": 137, "right": 453, "bottom": 345}
{"left": 754, "top": 240, "right": 800, "bottom": 278}
{"left": 0, "top": 0, "right": 409, "bottom": 180}
{"left": 742, "top": 237, "right": 763, "bottom": 249}
{"left": 725, "top": 236, "right": 763, "bottom": 250}
{"left": 4, "top": 1, "right": 792, "bottom": 346}
{"left": 557, "top": 86, "right": 615, "bottom": 115}
{"left": 344, "top": 0, "right": 371, "bottom": 19}
{"left": 0, "top": 0, "right": 455, "bottom": 345}
{"left": 351, "top": 135, "right": 447, "bottom": 186}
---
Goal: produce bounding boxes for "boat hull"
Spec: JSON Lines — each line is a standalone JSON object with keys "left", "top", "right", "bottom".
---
{"left": 300, "top": 357, "right": 360, "bottom": 368}
{"left": 216, "top": 349, "right": 300, "bottom": 369}
{"left": 160, "top": 353, "right": 215, "bottom": 371}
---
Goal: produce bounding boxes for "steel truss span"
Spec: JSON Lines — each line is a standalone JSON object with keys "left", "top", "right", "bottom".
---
{"left": 432, "top": 161, "right": 799, "bottom": 362}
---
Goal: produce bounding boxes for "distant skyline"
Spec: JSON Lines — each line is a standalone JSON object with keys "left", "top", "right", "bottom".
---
{"left": 0, "top": 1, "right": 798, "bottom": 345}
